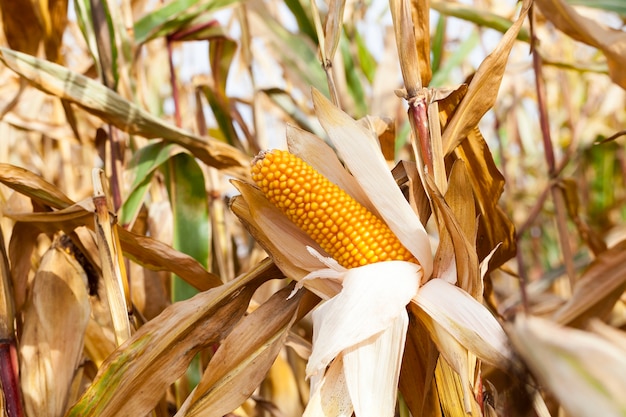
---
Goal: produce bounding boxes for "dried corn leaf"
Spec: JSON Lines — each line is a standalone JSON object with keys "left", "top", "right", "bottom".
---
{"left": 92, "top": 170, "right": 131, "bottom": 345}
{"left": 390, "top": 0, "right": 422, "bottom": 94}
{"left": 552, "top": 240, "right": 626, "bottom": 326}
{"left": 454, "top": 128, "right": 516, "bottom": 268}
{"left": 0, "top": 163, "right": 74, "bottom": 209}
{"left": 0, "top": 48, "right": 249, "bottom": 179}
{"left": 20, "top": 240, "right": 90, "bottom": 417}
{"left": 427, "top": 168, "right": 480, "bottom": 297}
{"left": 535, "top": 0, "right": 626, "bottom": 88}
{"left": 509, "top": 315, "right": 626, "bottom": 417}
{"left": 442, "top": 0, "right": 531, "bottom": 155}
{"left": 179, "top": 285, "right": 310, "bottom": 417}
{"left": 66, "top": 259, "right": 277, "bottom": 417}
{"left": 0, "top": 0, "right": 43, "bottom": 55}
{"left": 399, "top": 307, "right": 441, "bottom": 417}
{"left": 0, "top": 162, "right": 222, "bottom": 291}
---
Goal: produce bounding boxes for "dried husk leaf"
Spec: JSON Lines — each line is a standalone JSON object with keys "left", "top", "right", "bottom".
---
{"left": 427, "top": 169, "right": 480, "bottom": 297}
{"left": 442, "top": 0, "right": 531, "bottom": 155}
{"left": 0, "top": 48, "right": 249, "bottom": 179}
{"left": 304, "top": 355, "right": 353, "bottom": 417}
{"left": 453, "top": 128, "right": 516, "bottom": 268}
{"left": 20, "top": 241, "right": 91, "bottom": 417}
{"left": 230, "top": 183, "right": 324, "bottom": 273}
{"left": 285, "top": 125, "right": 379, "bottom": 216}
{"left": 414, "top": 279, "right": 513, "bottom": 369}
{"left": 179, "top": 285, "right": 313, "bottom": 417}
{"left": 66, "top": 259, "right": 276, "bottom": 417}
{"left": 399, "top": 306, "right": 441, "bottom": 417}
{"left": 306, "top": 261, "right": 420, "bottom": 381}
{"left": 509, "top": 315, "right": 626, "bottom": 417}
{"left": 535, "top": 0, "right": 626, "bottom": 89}
{"left": 552, "top": 240, "right": 626, "bottom": 326}
{"left": 434, "top": 358, "right": 482, "bottom": 417}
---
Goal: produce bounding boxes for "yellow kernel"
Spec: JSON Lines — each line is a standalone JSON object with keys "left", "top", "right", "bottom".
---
{"left": 251, "top": 149, "right": 418, "bottom": 269}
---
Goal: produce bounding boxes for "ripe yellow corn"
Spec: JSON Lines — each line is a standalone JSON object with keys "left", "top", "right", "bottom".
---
{"left": 251, "top": 149, "right": 417, "bottom": 269}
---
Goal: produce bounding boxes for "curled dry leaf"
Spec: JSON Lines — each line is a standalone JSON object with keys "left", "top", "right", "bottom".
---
{"left": 552, "top": 240, "right": 626, "bottom": 326}
{"left": 442, "top": 0, "right": 531, "bottom": 155}
{"left": 20, "top": 238, "right": 91, "bottom": 417}
{"left": 535, "top": 0, "right": 626, "bottom": 89}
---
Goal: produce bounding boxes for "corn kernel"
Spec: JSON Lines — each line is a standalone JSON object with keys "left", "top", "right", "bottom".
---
{"left": 251, "top": 149, "right": 417, "bottom": 269}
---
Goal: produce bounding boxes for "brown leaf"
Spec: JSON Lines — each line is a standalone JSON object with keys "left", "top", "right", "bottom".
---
{"left": 20, "top": 239, "right": 91, "bottom": 417}
{"left": 427, "top": 168, "right": 480, "bottom": 298}
{"left": 0, "top": 163, "right": 74, "bottom": 210}
{"left": 552, "top": 240, "right": 626, "bottom": 326}
{"left": 399, "top": 303, "right": 441, "bottom": 417}
{"left": 453, "top": 128, "right": 516, "bottom": 269}
{"left": 66, "top": 259, "right": 275, "bottom": 417}
{"left": 181, "top": 285, "right": 314, "bottom": 417}
{"left": 0, "top": 0, "right": 43, "bottom": 56}
{"left": 442, "top": 0, "right": 531, "bottom": 154}
{"left": 535, "top": 0, "right": 626, "bottom": 89}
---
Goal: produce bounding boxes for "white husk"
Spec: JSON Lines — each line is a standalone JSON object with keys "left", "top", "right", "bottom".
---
{"left": 343, "top": 312, "right": 408, "bottom": 417}
{"left": 306, "top": 261, "right": 421, "bottom": 381}
{"left": 415, "top": 279, "right": 512, "bottom": 367}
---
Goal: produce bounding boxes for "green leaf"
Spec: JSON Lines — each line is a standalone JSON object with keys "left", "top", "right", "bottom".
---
{"left": 340, "top": 35, "right": 367, "bottom": 118}
{"left": 566, "top": 0, "right": 626, "bottom": 15}
{"left": 164, "top": 153, "right": 210, "bottom": 302}
{"left": 284, "top": 0, "right": 317, "bottom": 43}
{"left": 119, "top": 142, "right": 184, "bottom": 227}
{"left": 134, "top": 0, "right": 238, "bottom": 44}
{"left": 430, "top": 1, "right": 530, "bottom": 43}
{"left": 353, "top": 28, "right": 377, "bottom": 85}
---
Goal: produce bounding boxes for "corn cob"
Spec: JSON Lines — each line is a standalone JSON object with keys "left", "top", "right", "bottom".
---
{"left": 251, "top": 149, "right": 417, "bottom": 269}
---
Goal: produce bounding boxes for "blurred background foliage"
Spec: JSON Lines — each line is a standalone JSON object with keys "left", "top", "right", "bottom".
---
{"left": 0, "top": 0, "right": 625, "bottom": 416}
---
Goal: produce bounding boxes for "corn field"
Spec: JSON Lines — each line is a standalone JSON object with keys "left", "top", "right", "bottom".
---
{"left": 0, "top": 0, "right": 625, "bottom": 416}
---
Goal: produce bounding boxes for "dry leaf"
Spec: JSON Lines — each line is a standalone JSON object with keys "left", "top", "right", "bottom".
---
{"left": 20, "top": 238, "right": 90, "bottom": 417}
{"left": 535, "top": 0, "right": 626, "bottom": 89}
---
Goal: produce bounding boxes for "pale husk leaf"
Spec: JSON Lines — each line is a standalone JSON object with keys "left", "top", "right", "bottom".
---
{"left": 286, "top": 125, "right": 379, "bottom": 216}
{"left": 343, "top": 312, "right": 408, "bottom": 417}
{"left": 509, "top": 315, "right": 626, "bottom": 417}
{"left": 306, "top": 261, "right": 420, "bottom": 380}
{"left": 414, "top": 279, "right": 512, "bottom": 368}
{"left": 304, "top": 355, "right": 353, "bottom": 417}
{"left": 311, "top": 89, "right": 433, "bottom": 277}
{"left": 20, "top": 244, "right": 90, "bottom": 417}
